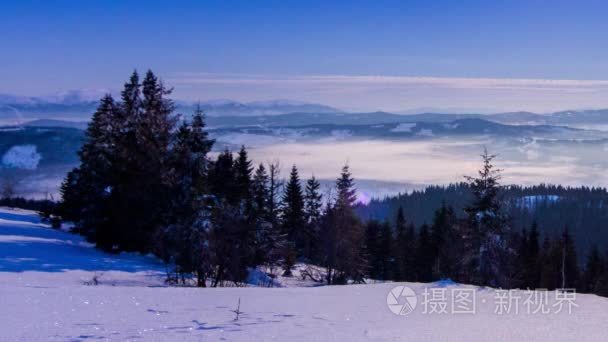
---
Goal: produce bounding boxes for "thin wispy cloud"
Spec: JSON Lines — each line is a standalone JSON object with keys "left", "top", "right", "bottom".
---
{"left": 167, "top": 73, "right": 608, "bottom": 113}
{"left": 170, "top": 73, "right": 608, "bottom": 91}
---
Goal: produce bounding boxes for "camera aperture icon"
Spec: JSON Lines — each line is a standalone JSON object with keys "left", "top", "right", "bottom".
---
{"left": 387, "top": 285, "right": 417, "bottom": 316}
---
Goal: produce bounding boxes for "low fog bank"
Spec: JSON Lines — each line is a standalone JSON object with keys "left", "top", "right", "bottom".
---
{"left": 246, "top": 137, "right": 608, "bottom": 190}
{"left": 5, "top": 135, "right": 608, "bottom": 201}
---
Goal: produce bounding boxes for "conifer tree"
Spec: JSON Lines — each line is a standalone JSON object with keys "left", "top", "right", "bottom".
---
{"left": 464, "top": 148, "right": 510, "bottom": 287}
{"left": 266, "top": 161, "right": 283, "bottom": 230}
{"left": 582, "top": 245, "right": 604, "bottom": 293}
{"left": 251, "top": 163, "right": 286, "bottom": 274}
{"left": 62, "top": 70, "right": 180, "bottom": 253}
{"left": 378, "top": 220, "right": 394, "bottom": 280}
{"left": 111, "top": 70, "right": 177, "bottom": 252}
{"left": 304, "top": 176, "right": 323, "bottom": 223}
{"left": 364, "top": 220, "right": 389, "bottom": 280}
{"left": 593, "top": 256, "right": 608, "bottom": 297}
{"left": 303, "top": 176, "right": 323, "bottom": 260}
{"left": 539, "top": 236, "right": 560, "bottom": 289}
{"left": 208, "top": 150, "right": 235, "bottom": 202}
{"left": 59, "top": 168, "right": 83, "bottom": 222}
{"left": 517, "top": 222, "right": 541, "bottom": 289}
{"left": 393, "top": 207, "right": 416, "bottom": 281}
{"left": 282, "top": 166, "right": 305, "bottom": 244}
{"left": 60, "top": 95, "right": 118, "bottom": 244}
{"left": 364, "top": 220, "right": 379, "bottom": 275}
{"left": 416, "top": 224, "right": 435, "bottom": 282}
{"left": 322, "top": 165, "right": 367, "bottom": 284}
{"left": 430, "top": 203, "right": 459, "bottom": 280}
{"left": 234, "top": 146, "right": 253, "bottom": 203}
{"left": 281, "top": 165, "right": 305, "bottom": 275}
{"left": 252, "top": 164, "right": 270, "bottom": 219}
{"left": 161, "top": 107, "right": 214, "bottom": 286}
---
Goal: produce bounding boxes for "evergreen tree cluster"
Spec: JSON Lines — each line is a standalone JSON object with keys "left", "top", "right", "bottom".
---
{"left": 57, "top": 71, "right": 608, "bottom": 294}
{"left": 59, "top": 71, "right": 367, "bottom": 286}
{"left": 359, "top": 182, "right": 608, "bottom": 260}
{"left": 360, "top": 150, "right": 608, "bottom": 297}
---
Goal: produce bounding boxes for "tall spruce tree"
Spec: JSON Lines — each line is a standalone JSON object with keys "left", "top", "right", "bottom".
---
{"left": 281, "top": 165, "right": 305, "bottom": 275}
{"left": 62, "top": 70, "right": 179, "bottom": 253}
{"left": 322, "top": 165, "right": 367, "bottom": 284}
{"left": 282, "top": 165, "right": 306, "bottom": 242}
{"left": 205, "top": 148, "right": 255, "bottom": 286}
{"left": 161, "top": 107, "right": 214, "bottom": 286}
{"left": 304, "top": 177, "right": 323, "bottom": 223}
{"left": 60, "top": 95, "right": 118, "bottom": 244}
{"left": 464, "top": 148, "right": 510, "bottom": 287}
{"left": 115, "top": 70, "right": 178, "bottom": 252}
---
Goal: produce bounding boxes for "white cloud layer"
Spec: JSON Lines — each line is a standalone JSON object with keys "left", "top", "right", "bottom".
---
{"left": 167, "top": 73, "right": 608, "bottom": 113}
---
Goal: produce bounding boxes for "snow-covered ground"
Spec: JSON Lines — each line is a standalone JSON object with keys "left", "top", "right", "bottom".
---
{"left": 1, "top": 207, "right": 607, "bottom": 341}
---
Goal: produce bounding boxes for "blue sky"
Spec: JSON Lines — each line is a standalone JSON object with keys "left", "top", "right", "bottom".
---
{"left": 2, "top": 0, "right": 608, "bottom": 112}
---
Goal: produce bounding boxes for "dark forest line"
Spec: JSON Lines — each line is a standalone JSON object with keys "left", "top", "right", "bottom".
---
{"left": 357, "top": 183, "right": 608, "bottom": 258}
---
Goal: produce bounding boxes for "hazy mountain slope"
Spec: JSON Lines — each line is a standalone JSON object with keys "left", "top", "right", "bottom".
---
{"left": 193, "top": 99, "right": 342, "bottom": 116}
{"left": 4, "top": 92, "right": 608, "bottom": 128}
{"left": 22, "top": 119, "right": 89, "bottom": 130}
{"left": 209, "top": 118, "right": 604, "bottom": 143}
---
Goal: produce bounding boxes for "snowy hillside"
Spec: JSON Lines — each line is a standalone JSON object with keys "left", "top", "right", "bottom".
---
{"left": 1, "top": 207, "right": 607, "bottom": 341}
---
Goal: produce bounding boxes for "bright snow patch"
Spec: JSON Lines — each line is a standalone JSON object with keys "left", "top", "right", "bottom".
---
{"left": 1, "top": 207, "right": 607, "bottom": 341}
{"left": 416, "top": 129, "right": 434, "bottom": 137}
{"left": 390, "top": 123, "right": 416, "bottom": 132}
{"left": 443, "top": 123, "right": 460, "bottom": 129}
{"left": 1, "top": 144, "right": 42, "bottom": 170}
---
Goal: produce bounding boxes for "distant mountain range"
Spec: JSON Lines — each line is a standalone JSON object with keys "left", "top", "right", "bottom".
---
{"left": 203, "top": 110, "right": 608, "bottom": 129}
{"left": 0, "top": 93, "right": 341, "bottom": 122}
{"left": 2, "top": 92, "right": 608, "bottom": 129}
{"left": 208, "top": 118, "right": 607, "bottom": 145}
{"left": 22, "top": 119, "right": 89, "bottom": 130}
{"left": 195, "top": 99, "right": 341, "bottom": 116}
{"left": 13, "top": 109, "right": 608, "bottom": 133}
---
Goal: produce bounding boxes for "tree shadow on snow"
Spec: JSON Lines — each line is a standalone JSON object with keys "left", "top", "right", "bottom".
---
{"left": 0, "top": 222, "right": 163, "bottom": 273}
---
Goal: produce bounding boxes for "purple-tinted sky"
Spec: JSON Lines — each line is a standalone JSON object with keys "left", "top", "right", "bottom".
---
{"left": 2, "top": 0, "right": 608, "bottom": 112}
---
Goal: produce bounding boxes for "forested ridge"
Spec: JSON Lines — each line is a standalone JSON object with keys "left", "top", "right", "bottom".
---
{"left": 358, "top": 183, "right": 608, "bottom": 258}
